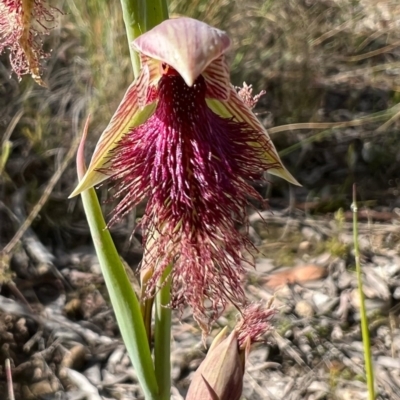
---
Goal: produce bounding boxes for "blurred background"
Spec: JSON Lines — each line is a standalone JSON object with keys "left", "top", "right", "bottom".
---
{"left": 2, "top": 0, "right": 400, "bottom": 256}
{"left": 1, "top": 1, "right": 400, "bottom": 398}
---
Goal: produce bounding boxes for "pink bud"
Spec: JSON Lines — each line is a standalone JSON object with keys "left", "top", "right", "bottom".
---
{"left": 186, "top": 329, "right": 244, "bottom": 400}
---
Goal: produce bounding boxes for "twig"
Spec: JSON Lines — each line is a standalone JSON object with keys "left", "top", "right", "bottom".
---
{"left": 269, "top": 120, "right": 370, "bottom": 135}
{"left": 65, "top": 368, "right": 103, "bottom": 400}
{"left": 376, "top": 108, "right": 400, "bottom": 132}
{"left": 311, "top": 20, "right": 352, "bottom": 47}
{"left": 6, "top": 281, "right": 34, "bottom": 313}
{"left": 245, "top": 369, "right": 279, "bottom": 400}
{"left": 345, "top": 40, "right": 400, "bottom": 62}
{"left": 5, "top": 359, "right": 15, "bottom": 400}
{"left": 1, "top": 109, "right": 24, "bottom": 145}
{"left": 1, "top": 134, "right": 80, "bottom": 255}
{"left": 23, "top": 330, "right": 43, "bottom": 353}
{"left": 271, "top": 331, "right": 309, "bottom": 369}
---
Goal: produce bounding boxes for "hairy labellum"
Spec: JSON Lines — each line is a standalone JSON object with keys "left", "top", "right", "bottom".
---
{"left": 70, "top": 18, "right": 299, "bottom": 331}
{"left": 107, "top": 69, "right": 277, "bottom": 328}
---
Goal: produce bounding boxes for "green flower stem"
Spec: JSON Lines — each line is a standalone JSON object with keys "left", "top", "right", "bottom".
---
{"left": 119, "top": 0, "right": 145, "bottom": 77}
{"left": 77, "top": 119, "right": 159, "bottom": 400}
{"left": 146, "top": 0, "right": 169, "bottom": 32}
{"left": 141, "top": 290, "right": 155, "bottom": 346}
{"left": 154, "top": 264, "right": 172, "bottom": 400}
{"left": 120, "top": 0, "right": 169, "bottom": 78}
{"left": 352, "top": 184, "right": 375, "bottom": 400}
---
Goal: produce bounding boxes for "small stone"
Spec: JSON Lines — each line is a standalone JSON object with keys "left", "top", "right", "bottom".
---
{"left": 274, "top": 284, "right": 292, "bottom": 300}
{"left": 331, "top": 325, "right": 343, "bottom": 341}
{"left": 312, "top": 292, "right": 330, "bottom": 310}
{"left": 377, "top": 326, "right": 392, "bottom": 348}
{"left": 393, "top": 287, "right": 400, "bottom": 300}
{"left": 302, "top": 227, "right": 322, "bottom": 241}
{"left": 350, "top": 289, "right": 391, "bottom": 318}
{"left": 313, "top": 252, "right": 332, "bottom": 265}
{"left": 377, "top": 325, "right": 390, "bottom": 340}
{"left": 27, "top": 380, "right": 54, "bottom": 397}
{"left": 84, "top": 363, "right": 101, "bottom": 385}
{"left": 248, "top": 347, "right": 269, "bottom": 363}
{"left": 284, "top": 329, "right": 293, "bottom": 339}
{"left": 171, "top": 365, "right": 181, "bottom": 380}
{"left": 337, "top": 270, "right": 353, "bottom": 290}
{"left": 335, "top": 388, "right": 368, "bottom": 400}
{"left": 376, "top": 356, "right": 400, "bottom": 369}
{"left": 256, "top": 258, "right": 276, "bottom": 274}
{"left": 385, "top": 262, "right": 400, "bottom": 277}
{"left": 61, "top": 344, "right": 86, "bottom": 370}
{"left": 299, "top": 241, "right": 311, "bottom": 251}
{"left": 307, "top": 380, "right": 329, "bottom": 393}
{"left": 280, "top": 304, "right": 294, "bottom": 314}
{"left": 295, "top": 300, "right": 315, "bottom": 318}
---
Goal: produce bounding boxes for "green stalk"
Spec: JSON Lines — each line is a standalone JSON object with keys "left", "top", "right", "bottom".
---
{"left": 119, "top": 0, "right": 145, "bottom": 77}
{"left": 120, "top": 0, "right": 169, "bottom": 78}
{"left": 77, "top": 119, "right": 159, "bottom": 400}
{"left": 352, "top": 184, "right": 375, "bottom": 400}
{"left": 154, "top": 264, "right": 172, "bottom": 400}
{"left": 146, "top": 0, "right": 169, "bottom": 31}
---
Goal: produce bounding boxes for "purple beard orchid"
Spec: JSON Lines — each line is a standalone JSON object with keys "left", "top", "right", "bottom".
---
{"left": 0, "top": 0, "right": 60, "bottom": 84}
{"left": 71, "top": 17, "right": 298, "bottom": 329}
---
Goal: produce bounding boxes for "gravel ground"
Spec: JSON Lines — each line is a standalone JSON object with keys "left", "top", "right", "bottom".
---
{"left": 0, "top": 206, "right": 400, "bottom": 399}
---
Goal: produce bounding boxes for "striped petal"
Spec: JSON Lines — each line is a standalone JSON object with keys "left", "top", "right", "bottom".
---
{"left": 202, "top": 56, "right": 231, "bottom": 101}
{"left": 132, "top": 17, "right": 231, "bottom": 87}
{"left": 202, "top": 55, "right": 298, "bottom": 184}
{"left": 206, "top": 88, "right": 300, "bottom": 185}
{"left": 70, "top": 62, "right": 159, "bottom": 197}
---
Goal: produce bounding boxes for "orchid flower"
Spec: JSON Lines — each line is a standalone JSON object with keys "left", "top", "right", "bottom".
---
{"left": 0, "top": 0, "right": 60, "bottom": 84}
{"left": 71, "top": 17, "right": 298, "bottom": 330}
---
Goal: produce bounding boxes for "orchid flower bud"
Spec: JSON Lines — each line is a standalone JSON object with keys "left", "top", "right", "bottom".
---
{"left": 187, "top": 303, "right": 275, "bottom": 399}
{"left": 186, "top": 328, "right": 244, "bottom": 400}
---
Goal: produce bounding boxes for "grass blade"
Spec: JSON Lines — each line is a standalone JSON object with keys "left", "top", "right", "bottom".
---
{"left": 352, "top": 184, "right": 375, "bottom": 400}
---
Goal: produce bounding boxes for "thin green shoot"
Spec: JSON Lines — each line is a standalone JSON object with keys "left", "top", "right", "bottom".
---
{"left": 352, "top": 184, "right": 375, "bottom": 400}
